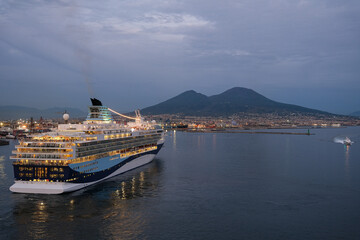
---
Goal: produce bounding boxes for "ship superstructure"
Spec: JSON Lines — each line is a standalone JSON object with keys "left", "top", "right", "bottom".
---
{"left": 10, "top": 99, "right": 164, "bottom": 194}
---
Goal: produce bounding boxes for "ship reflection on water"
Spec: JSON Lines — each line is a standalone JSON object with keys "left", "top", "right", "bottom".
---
{"left": 344, "top": 144, "right": 350, "bottom": 177}
{"left": 0, "top": 156, "right": 7, "bottom": 180}
{"left": 11, "top": 159, "right": 164, "bottom": 240}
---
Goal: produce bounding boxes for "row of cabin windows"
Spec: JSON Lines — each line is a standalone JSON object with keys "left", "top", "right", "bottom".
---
{"left": 77, "top": 133, "right": 159, "bottom": 147}
{"left": 18, "top": 166, "right": 64, "bottom": 173}
{"left": 76, "top": 138, "right": 158, "bottom": 156}
{"left": 18, "top": 173, "right": 65, "bottom": 179}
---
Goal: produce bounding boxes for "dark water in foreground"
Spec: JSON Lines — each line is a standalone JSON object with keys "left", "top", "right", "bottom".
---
{"left": 0, "top": 127, "right": 360, "bottom": 240}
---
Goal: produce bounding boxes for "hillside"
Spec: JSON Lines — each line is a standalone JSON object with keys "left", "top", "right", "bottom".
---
{"left": 141, "top": 90, "right": 210, "bottom": 115}
{"left": 141, "top": 87, "right": 330, "bottom": 116}
{"left": 350, "top": 111, "right": 360, "bottom": 117}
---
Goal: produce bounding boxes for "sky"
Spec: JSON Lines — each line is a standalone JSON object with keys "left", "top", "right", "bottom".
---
{"left": 0, "top": 0, "right": 359, "bottom": 114}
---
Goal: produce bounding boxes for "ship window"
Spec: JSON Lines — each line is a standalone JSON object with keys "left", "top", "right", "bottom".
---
{"left": 35, "top": 167, "right": 45, "bottom": 178}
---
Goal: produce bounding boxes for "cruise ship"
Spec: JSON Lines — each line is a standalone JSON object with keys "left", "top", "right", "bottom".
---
{"left": 10, "top": 98, "right": 164, "bottom": 194}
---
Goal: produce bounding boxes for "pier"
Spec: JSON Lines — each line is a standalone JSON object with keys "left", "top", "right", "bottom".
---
{"left": 183, "top": 129, "right": 314, "bottom": 135}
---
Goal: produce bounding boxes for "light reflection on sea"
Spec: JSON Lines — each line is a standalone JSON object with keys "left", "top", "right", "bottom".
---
{"left": 6, "top": 159, "right": 163, "bottom": 239}
{"left": 0, "top": 156, "right": 7, "bottom": 180}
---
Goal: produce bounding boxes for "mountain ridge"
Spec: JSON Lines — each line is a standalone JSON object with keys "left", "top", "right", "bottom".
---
{"left": 141, "top": 87, "right": 331, "bottom": 116}
{"left": 350, "top": 111, "right": 360, "bottom": 117}
{"left": 1, "top": 87, "right": 344, "bottom": 119}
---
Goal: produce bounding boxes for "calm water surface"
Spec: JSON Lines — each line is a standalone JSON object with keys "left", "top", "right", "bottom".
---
{"left": 0, "top": 127, "right": 360, "bottom": 240}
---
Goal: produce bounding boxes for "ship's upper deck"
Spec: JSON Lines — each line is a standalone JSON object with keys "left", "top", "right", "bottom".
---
{"left": 30, "top": 98, "right": 160, "bottom": 141}
{"left": 10, "top": 98, "right": 164, "bottom": 164}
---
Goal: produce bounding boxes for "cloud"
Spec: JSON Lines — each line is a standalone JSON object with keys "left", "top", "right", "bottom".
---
{"left": 89, "top": 12, "right": 212, "bottom": 43}
{"left": 192, "top": 49, "right": 251, "bottom": 57}
{"left": 0, "top": 0, "right": 359, "bottom": 113}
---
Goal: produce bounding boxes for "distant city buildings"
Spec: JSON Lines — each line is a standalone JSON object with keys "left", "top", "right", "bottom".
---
{"left": 0, "top": 117, "right": 83, "bottom": 138}
{"left": 1, "top": 113, "right": 359, "bottom": 138}
{"left": 144, "top": 113, "right": 360, "bottom": 130}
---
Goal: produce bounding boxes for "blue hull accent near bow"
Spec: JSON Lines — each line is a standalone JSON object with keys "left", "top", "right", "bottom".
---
{"left": 13, "top": 143, "right": 163, "bottom": 183}
{"left": 70, "top": 143, "right": 163, "bottom": 183}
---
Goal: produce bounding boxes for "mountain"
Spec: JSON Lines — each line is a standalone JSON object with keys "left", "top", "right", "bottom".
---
{"left": 0, "top": 106, "right": 86, "bottom": 120}
{"left": 141, "top": 90, "right": 209, "bottom": 115}
{"left": 350, "top": 111, "right": 360, "bottom": 117}
{"left": 141, "top": 87, "right": 330, "bottom": 116}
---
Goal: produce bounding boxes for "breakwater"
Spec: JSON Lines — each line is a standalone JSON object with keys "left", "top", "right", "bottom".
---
{"left": 183, "top": 129, "right": 314, "bottom": 135}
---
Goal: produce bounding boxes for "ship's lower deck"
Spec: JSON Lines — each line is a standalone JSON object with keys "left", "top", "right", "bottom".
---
{"left": 10, "top": 143, "right": 163, "bottom": 194}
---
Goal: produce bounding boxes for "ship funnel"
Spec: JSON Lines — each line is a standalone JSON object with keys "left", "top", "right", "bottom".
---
{"left": 90, "top": 98, "right": 103, "bottom": 106}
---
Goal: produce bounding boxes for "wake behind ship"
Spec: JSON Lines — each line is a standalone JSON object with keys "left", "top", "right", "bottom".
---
{"left": 10, "top": 99, "right": 164, "bottom": 194}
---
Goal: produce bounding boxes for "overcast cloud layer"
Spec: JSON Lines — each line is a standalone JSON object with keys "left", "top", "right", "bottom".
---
{"left": 0, "top": 0, "right": 359, "bottom": 114}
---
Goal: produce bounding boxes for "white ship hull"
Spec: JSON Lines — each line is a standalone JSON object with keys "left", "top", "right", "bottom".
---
{"left": 10, "top": 153, "right": 156, "bottom": 194}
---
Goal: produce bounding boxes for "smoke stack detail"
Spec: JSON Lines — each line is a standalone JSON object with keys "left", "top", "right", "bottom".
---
{"left": 91, "top": 98, "right": 103, "bottom": 106}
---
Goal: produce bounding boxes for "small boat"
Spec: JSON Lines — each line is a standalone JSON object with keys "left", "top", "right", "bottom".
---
{"left": 344, "top": 137, "right": 353, "bottom": 146}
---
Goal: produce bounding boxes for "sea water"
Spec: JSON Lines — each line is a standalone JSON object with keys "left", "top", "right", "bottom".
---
{"left": 0, "top": 127, "right": 359, "bottom": 240}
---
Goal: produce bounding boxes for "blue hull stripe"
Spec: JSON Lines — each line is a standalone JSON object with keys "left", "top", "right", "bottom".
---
{"left": 70, "top": 143, "right": 163, "bottom": 183}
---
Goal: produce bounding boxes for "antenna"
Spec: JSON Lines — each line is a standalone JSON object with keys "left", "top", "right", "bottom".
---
{"left": 135, "top": 109, "right": 141, "bottom": 118}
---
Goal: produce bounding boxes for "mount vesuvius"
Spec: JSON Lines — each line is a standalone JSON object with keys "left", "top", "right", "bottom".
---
{"left": 141, "top": 87, "right": 330, "bottom": 116}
